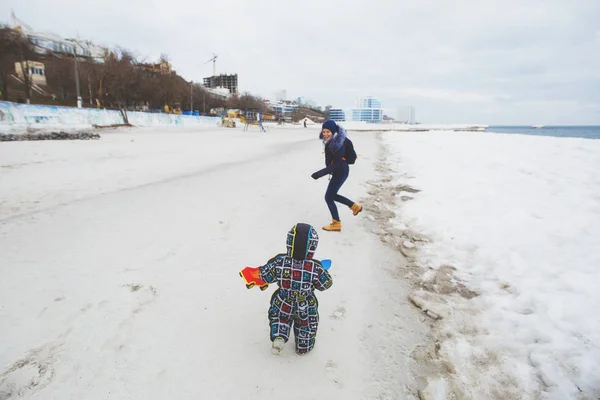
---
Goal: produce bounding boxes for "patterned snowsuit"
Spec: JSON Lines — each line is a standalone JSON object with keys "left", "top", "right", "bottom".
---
{"left": 259, "top": 223, "right": 333, "bottom": 354}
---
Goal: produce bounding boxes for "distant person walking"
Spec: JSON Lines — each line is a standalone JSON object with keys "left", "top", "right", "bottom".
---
{"left": 311, "top": 120, "right": 362, "bottom": 231}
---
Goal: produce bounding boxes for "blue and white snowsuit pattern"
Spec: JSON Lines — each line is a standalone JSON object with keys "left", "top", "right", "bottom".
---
{"left": 259, "top": 223, "right": 333, "bottom": 354}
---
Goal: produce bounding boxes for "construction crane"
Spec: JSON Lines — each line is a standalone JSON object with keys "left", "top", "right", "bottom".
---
{"left": 205, "top": 53, "right": 218, "bottom": 77}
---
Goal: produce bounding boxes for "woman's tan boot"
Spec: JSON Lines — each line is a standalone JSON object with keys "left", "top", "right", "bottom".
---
{"left": 350, "top": 203, "right": 363, "bottom": 216}
{"left": 322, "top": 220, "right": 342, "bottom": 231}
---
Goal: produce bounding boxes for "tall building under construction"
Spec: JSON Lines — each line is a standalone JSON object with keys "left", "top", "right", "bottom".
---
{"left": 203, "top": 74, "right": 238, "bottom": 94}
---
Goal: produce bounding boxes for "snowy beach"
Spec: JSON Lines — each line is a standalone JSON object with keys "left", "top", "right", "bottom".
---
{"left": 1, "top": 125, "right": 599, "bottom": 399}
{"left": 0, "top": 126, "right": 427, "bottom": 399}
{"left": 3, "top": 0, "right": 599, "bottom": 397}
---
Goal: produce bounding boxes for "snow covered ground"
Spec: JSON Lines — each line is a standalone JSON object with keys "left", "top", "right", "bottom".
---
{"left": 382, "top": 130, "right": 600, "bottom": 399}
{"left": 0, "top": 126, "right": 428, "bottom": 399}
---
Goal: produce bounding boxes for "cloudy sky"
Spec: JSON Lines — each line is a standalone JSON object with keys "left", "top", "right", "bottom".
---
{"left": 2, "top": 0, "right": 599, "bottom": 124}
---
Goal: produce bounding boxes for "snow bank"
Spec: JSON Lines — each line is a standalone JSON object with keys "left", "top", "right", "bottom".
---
{"left": 0, "top": 101, "right": 220, "bottom": 134}
{"left": 383, "top": 130, "right": 600, "bottom": 399}
{"left": 302, "top": 117, "right": 317, "bottom": 125}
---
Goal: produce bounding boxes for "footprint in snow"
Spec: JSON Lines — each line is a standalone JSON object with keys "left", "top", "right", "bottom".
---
{"left": 330, "top": 305, "right": 347, "bottom": 320}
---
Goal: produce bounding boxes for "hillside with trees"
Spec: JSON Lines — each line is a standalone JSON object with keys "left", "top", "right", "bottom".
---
{"left": 0, "top": 25, "right": 266, "bottom": 115}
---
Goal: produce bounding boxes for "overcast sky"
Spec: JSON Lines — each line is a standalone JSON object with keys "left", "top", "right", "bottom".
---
{"left": 2, "top": 0, "right": 599, "bottom": 124}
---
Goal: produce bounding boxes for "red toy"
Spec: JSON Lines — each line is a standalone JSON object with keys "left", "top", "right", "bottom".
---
{"left": 239, "top": 267, "right": 269, "bottom": 291}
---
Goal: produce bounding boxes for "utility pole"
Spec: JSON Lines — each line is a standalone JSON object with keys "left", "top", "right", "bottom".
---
{"left": 74, "top": 47, "right": 82, "bottom": 108}
{"left": 88, "top": 72, "right": 93, "bottom": 105}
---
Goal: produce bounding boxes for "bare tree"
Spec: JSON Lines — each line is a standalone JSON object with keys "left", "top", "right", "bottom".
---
{"left": 102, "top": 48, "right": 141, "bottom": 123}
{"left": 78, "top": 60, "right": 96, "bottom": 106}
{"left": 15, "top": 36, "right": 35, "bottom": 104}
{"left": 86, "top": 49, "right": 115, "bottom": 109}
{"left": 229, "top": 91, "right": 265, "bottom": 110}
{"left": 45, "top": 55, "right": 75, "bottom": 100}
{"left": 0, "top": 27, "right": 16, "bottom": 101}
{"left": 159, "top": 53, "right": 170, "bottom": 65}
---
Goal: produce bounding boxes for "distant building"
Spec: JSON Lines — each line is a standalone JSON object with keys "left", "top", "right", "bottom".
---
{"left": 329, "top": 108, "right": 345, "bottom": 121}
{"left": 350, "top": 108, "right": 383, "bottom": 123}
{"left": 203, "top": 74, "right": 238, "bottom": 94}
{"left": 360, "top": 96, "right": 381, "bottom": 109}
{"left": 270, "top": 101, "right": 298, "bottom": 116}
{"left": 14, "top": 61, "right": 46, "bottom": 86}
{"left": 354, "top": 96, "right": 383, "bottom": 123}
{"left": 137, "top": 61, "right": 172, "bottom": 75}
{"left": 329, "top": 96, "right": 383, "bottom": 123}
{"left": 10, "top": 12, "right": 105, "bottom": 60}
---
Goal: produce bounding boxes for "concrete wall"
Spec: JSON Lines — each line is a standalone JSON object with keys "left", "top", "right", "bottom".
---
{"left": 0, "top": 101, "right": 220, "bottom": 134}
